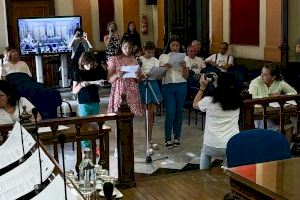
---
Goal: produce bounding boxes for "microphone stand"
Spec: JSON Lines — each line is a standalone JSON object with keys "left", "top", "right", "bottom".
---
{"left": 32, "top": 108, "right": 46, "bottom": 194}
{"left": 143, "top": 76, "right": 168, "bottom": 164}
{"left": 58, "top": 134, "right": 68, "bottom": 200}
{"left": 17, "top": 99, "right": 25, "bottom": 162}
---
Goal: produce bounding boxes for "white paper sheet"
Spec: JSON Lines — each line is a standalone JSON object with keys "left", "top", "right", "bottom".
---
{"left": 122, "top": 72, "right": 137, "bottom": 79}
{"left": 0, "top": 122, "right": 36, "bottom": 170}
{"left": 169, "top": 52, "right": 186, "bottom": 69}
{"left": 88, "top": 79, "right": 105, "bottom": 86}
{"left": 31, "top": 175, "right": 81, "bottom": 200}
{"left": 147, "top": 67, "right": 167, "bottom": 80}
{"left": 0, "top": 148, "right": 55, "bottom": 200}
{"left": 269, "top": 100, "right": 297, "bottom": 108}
{"left": 121, "top": 65, "right": 139, "bottom": 73}
{"left": 38, "top": 125, "right": 70, "bottom": 134}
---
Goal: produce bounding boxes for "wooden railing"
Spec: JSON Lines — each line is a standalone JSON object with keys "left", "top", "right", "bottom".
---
{"left": 241, "top": 94, "right": 300, "bottom": 135}
{"left": 0, "top": 96, "right": 136, "bottom": 188}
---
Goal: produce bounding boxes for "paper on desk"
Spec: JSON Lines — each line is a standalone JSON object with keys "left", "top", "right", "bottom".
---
{"left": 0, "top": 122, "right": 36, "bottom": 170}
{"left": 122, "top": 72, "right": 137, "bottom": 79}
{"left": 38, "top": 125, "right": 70, "bottom": 134}
{"left": 269, "top": 100, "right": 297, "bottom": 108}
{"left": 169, "top": 52, "right": 186, "bottom": 69}
{"left": 147, "top": 67, "right": 167, "bottom": 80}
{"left": 31, "top": 175, "right": 81, "bottom": 200}
{"left": 0, "top": 148, "right": 55, "bottom": 200}
{"left": 121, "top": 65, "right": 139, "bottom": 73}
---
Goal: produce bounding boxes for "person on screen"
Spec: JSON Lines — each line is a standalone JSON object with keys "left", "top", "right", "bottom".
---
{"left": 1, "top": 49, "right": 32, "bottom": 80}
{"left": 43, "top": 44, "right": 53, "bottom": 53}
{"left": 159, "top": 35, "right": 189, "bottom": 149}
{"left": 107, "top": 37, "right": 143, "bottom": 116}
{"left": 138, "top": 41, "right": 163, "bottom": 154}
{"left": 0, "top": 80, "right": 42, "bottom": 125}
{"left": 72, "top": 52, "right": 104, "bottom": 151}
{"left": 68, "top": 27, "right": 92, "bottom": 80}
{"left": 22, "top": 32, "right": 36, "bottom": 50}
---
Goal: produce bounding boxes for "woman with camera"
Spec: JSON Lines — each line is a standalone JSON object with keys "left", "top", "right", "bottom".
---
{"left": 104, "top": 21, "right": 121, "bottom": 59}
{"left": 193, "top": 73, "right": 242, "bottom": 169}
{"left": 68, "top": 27, "right": 92, "bottom": 80}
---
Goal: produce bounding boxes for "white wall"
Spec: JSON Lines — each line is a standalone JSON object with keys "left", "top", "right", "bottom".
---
{"left": 54, "top": 0, "right": 73, "bottom": 16}
{"left": 0, "top": 0, "right": 8, "bottom": 53}
{"left": 222, "top": 0, "right": 266, "bottom": 60}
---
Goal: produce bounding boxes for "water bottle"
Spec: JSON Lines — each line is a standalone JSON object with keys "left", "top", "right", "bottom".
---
{"left": 79, "top": 148, "right": 96, "bottom": 194}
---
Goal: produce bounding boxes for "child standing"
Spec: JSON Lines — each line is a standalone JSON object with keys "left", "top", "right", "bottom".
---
{"left": 138, "top": 41, "right": 163, "bottom": 154}
{"left": 159, "top": 35, "right": 189, "bottom": 149}
{"left": 72, "top": 52, "right": 104, "bottom": 151}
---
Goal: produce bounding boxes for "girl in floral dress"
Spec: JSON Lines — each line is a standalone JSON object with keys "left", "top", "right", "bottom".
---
{"left": 107, "top": 37, "right": 143, "bottom": 116}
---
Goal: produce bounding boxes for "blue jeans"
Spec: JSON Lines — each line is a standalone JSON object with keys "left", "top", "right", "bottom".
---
{"left": 78, "top": 103, "right": 100, "bottom": 149}
{"left": 162, "top": 82, "right": 187, "bottom": 142}
{"left": 200, "top": 144, "right": 226, "bottom": 170}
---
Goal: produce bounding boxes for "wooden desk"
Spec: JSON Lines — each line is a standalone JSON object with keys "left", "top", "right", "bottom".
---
{"left": 225, "top": 157, "right": 300, "bottom": 200}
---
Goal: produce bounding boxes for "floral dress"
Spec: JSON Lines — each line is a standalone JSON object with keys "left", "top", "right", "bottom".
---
{"left": 107, "top": 55, "right": 143, "bottom": 116}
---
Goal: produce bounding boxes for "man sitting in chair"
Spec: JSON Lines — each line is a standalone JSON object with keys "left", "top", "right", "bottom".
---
{"left": 205, "top": 42, "right": 234, "bottom": 72}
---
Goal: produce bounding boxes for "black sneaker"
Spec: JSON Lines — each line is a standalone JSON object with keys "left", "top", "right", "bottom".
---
{"left": 173, "top": 138, "right": 180, "bottom": 147}
{"left": 165, "top": 141, "right": 173, "bottom": 149}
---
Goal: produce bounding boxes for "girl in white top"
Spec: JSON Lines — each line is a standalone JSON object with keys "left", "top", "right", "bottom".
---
{"left": 159, "top": 35, "right": 189, "bottom": 149}
{"left": 138, "top": 41, "right": 163, "bottom": 154}
{"left": 1, "top": 49, "right": 32, "bottom": 80}
{"left": 193, "top": 73, "right": 242, "bottom": 170}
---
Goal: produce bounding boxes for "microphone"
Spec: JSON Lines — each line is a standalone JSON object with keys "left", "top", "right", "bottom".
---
{"left": 32, "top": 108, "right": 46, "bottom": 194}
{"left": 17, "top": 99, "right": 25, "bottom": 163}
{"left": 58, "top": 134, "right": 67, "bottom": 200}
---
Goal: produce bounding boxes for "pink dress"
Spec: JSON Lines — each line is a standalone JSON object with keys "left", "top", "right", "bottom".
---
{"left": 107, "top": 55, "right": 143, "bottom": 116}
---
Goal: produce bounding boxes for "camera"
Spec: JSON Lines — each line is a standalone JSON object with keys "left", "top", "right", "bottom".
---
{"left": 204, "top": 73, "right": 216, "bottom": 82}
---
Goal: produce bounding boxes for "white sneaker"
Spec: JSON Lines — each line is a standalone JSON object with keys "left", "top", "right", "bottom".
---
{"left": 152, "top": 143, "right": 159, "bottom": 150}
{"left": 147, "top": 147, "right": 153, "bottom": 155}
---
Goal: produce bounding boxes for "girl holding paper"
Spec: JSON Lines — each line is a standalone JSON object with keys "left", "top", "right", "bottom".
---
{"left": 107, "top": 37, "right": 143, "bottom": 116}
{"left": 159, "top": 35, "right": 189, "bottom": 149}
{"left": 138, "top": 41, "right": 163, "bottom": 154}
{"left": 72, "top": 52, "right": 104, "bottom": 150}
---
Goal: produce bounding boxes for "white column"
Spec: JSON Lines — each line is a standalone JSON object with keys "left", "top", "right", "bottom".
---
{"left": 35, "top": 55, "right": 44, "bottom": 83}
{"left": 60, "top": 54, "right": 69, "bottom": 87}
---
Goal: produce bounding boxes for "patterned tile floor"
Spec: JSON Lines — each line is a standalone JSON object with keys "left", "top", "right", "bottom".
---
{"left": 46, "top": 88, "right": 205, "bottom": 178}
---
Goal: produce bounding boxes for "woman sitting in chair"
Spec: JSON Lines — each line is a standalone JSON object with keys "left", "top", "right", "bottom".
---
{"left": 1, "top": 49, "right": 32, "bottom": 80}
{"left": 193, "top": 73, "right": 242, "bottom": 170}
{"left": 0, "top": 80, "right": 42, "bottom": 125}
{"left": 249, "top": 63, "right": 297, "bottom": 142}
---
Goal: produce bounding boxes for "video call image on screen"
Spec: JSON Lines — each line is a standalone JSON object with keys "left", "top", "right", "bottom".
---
{"left": 18, "top": 16, "right": 81, "bottom": 56}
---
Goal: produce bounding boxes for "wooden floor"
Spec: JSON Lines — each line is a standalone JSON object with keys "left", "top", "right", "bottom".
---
{"left": 121, "top": 168, "right": 230, "bottom": 200}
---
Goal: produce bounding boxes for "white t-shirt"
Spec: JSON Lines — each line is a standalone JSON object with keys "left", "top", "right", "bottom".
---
{"left": 205, "top": 53, "right": 234, "bottom": 72}
{"left": 158, "top": 53, "right": 187, "bottom": 84}
{"left": 184, "top": 56, "right": 206, "bottom": 74}
{"left": 139, "top": 56, "right": 159, "bottom": 74}
{"left": 198, "top": 96, "right": 240, "bottom": 148}
{"left": 1, "top": 61, "right": 32, "bottom": 77}
{"left": 0, "top": 97, "right": 34, "bottom": 125}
